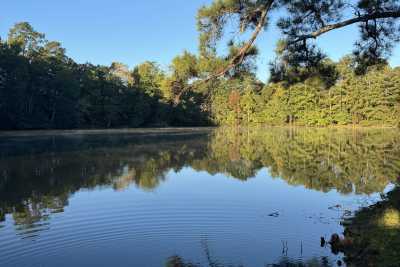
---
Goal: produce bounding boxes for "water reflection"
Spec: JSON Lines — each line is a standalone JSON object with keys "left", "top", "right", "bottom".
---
{"left": 0, "top": 129, "right": 210, "bottom": 231}
{"left": 208, "top": 127, "right": 400, "bottom": 193}
{"left": 0, "top": 127, "right": 399, "bottom": 266}
{"left": 1, "top": 128, "right": 399, "bottom": 227}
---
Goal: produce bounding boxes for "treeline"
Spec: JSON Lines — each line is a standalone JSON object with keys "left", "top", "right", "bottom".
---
{"left": 0, "top": 23, "right": 209, "bottom": 130}
{"left": 211, "top": 61, "right": 400, "bottom": 127}
{"left": 1, "top": 22, "right": 400, "bottom": 130}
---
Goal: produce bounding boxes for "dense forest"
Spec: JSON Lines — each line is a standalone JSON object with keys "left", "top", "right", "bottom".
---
{"left": 1, "top": 1, "right": 400, "bottom": 129}
{"left": 0, "top": 23, "right": 210, "bottom": 129}
{"left": 211, "top": 63, "right": 400, "bottom": 126}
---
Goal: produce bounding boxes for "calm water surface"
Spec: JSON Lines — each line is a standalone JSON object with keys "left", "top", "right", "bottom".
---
{"left": 0, "top": 127, "right": 399, "bottom": 267}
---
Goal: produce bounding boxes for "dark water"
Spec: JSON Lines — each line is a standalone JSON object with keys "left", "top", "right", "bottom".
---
{"left": 0, "top": 127, "right": 399, "bottom": 267}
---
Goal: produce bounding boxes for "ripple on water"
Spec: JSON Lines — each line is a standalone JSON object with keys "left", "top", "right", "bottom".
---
{"left": 0, "top": 197, "right": 294, "bottom": 266}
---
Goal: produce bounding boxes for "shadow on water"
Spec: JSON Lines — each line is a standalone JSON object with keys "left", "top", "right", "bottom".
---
{"left": 0, "top": 127, "right": 399, "bottom": 266}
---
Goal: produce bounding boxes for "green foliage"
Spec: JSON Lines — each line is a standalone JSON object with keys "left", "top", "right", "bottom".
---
{"left": 210, "top": 76, "right": 264, "bottom": 125}
{"left": 8, "top": 22, "right": 46, "bottom": 57}
{"left": 171, "top": 51, "right": 198, "bottom": 81}
{"left": 132, "top": 61, "right": 164, "bottom": 97}
{"left": 160, "top": 51, "right": 200, "bottom": 105}
{"left": 0, "top": 23, "right": 210, "bottom": 130}
{"left": 212, "top": 59, "right": 400, "bottom": 127}
{"left": 198, "top": 0, "right": 400, "bottom": 79}
{"left": 1, "top": 21, "right": 399, "bottom": 130}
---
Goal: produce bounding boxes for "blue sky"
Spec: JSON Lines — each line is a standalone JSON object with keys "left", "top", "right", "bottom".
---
{"left": 1, "top": 0, "right": 399, "bottom": 81}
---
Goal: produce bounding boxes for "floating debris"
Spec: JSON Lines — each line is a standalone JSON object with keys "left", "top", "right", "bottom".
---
{"left": 328, "top": 204, "right": 342, "bottom": 210}
{"left": 320, "top": 237, "right": 326, "bottom": 247}
{"left": 343, "top": 210, "right": 352, "bottom": 217}
{"left": 268, "top": 212, "right": 280, "bottom": 217}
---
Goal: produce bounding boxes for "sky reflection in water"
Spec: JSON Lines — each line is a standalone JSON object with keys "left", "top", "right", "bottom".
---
{"left": 0, "top": 127, "right": 399, "bottom": 267}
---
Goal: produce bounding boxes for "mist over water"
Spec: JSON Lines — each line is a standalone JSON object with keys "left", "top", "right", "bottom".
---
{"left": 0, "top": 127, "right": 399, "bottom": 267}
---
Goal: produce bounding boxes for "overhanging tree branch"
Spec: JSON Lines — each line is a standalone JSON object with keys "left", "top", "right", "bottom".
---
{"left": 288, "top": 10, "right": 400, "bottom": 46}
{"left": 205, "top": 0, "right": 275, "bottom": 81}
{"left": 202, "top": 4, "right": 400, "bottom": 83}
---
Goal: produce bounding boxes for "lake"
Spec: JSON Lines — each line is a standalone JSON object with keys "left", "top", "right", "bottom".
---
{"left": 0, "top": 127, "right": 399, "bottom": 267}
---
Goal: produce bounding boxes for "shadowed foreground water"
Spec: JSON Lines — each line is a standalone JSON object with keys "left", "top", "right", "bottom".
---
{"left": 0, "top": 127, "right": 399, "bottom": 267}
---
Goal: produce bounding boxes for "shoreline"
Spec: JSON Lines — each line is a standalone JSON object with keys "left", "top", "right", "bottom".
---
{"left": 0, "top": 127, "right": 216, "bottom": 137}
{"left": 0, "top": 124, "right": 398, "bottom": 137}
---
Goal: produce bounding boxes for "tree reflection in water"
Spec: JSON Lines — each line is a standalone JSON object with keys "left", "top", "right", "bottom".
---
{"left": 0, "top": 127, "right": 399, "bottom": 264}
